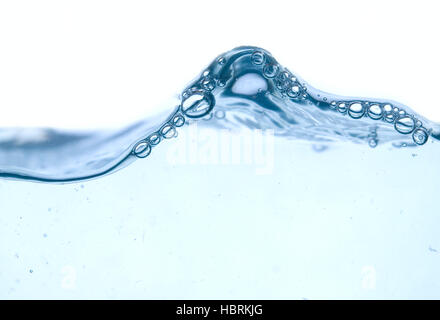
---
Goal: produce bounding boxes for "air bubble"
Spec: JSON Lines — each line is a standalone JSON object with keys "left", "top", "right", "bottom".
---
{"left": 133, "top": 141, "right": 151, "bottom": 158}
{"left": 368, "top": 139, "right": 378, "bottom": 148}
{"left": 148, "top": 133, "right": 161, "bottom": 146}
{"left": 218, "top": 57, "right": 226, "bottom": 65}
{"left": 412, "top": 128, "right": 428, "bottom": 145}
{"left": 394, "top": 116, "right": 415, "bottom": 134}
{"left": 263, "top": 64, "right": 279, "bottom": 78}
{"left": 201, "top": 76, "right": 215, "bottom": 91}
{"left": 384, "top": 112, "right": 395, "bottom": 123}
{"left": 160, "top": 125, "right": 176, "bottom": 139}
{"left": 280, "top": 71, "right": 291, "bottom": 80}
{"left": 251, "top": 51, "right": 265, "bottom": 65}
{"left": 348, "top": 103, "right": 365, "bottom": 119}
{"left": 181, "top": 90, "right": 215, "bottom": 118}
{"left": 383, "top": 104, "right": 393, "bottom": 112}
{"left": 215, "top": 110, "right": 225, "bottom": 119}
{"left": 338, "top": 103, "right": 347, "bottom": 113}
{"left": 275, "top": 77, "right": 290, "bottom": 91}
{"left": 287, "top": 85, "right": 301, "bottom": 98}
{"left": 367, "top": 104, "right": 383, "bottom": 120}
{"left": 172, "top": 114, "right": 185, "bottom": 127}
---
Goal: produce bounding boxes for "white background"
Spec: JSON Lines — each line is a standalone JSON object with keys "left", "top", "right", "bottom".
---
{"left": 1, "top": 0, "right": 439, "bottom": 128}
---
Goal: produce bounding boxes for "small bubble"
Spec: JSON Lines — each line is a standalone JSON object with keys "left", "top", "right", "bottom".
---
{"left": 383, "top": 104, "right": 393, "bottom": 112}
{"left": 251, "top": 51, "right": 265, "bottom": 65}
{"left": 172, "top": 114, "right": 185, "bottom": 127}
{"left": 287, "top": 85, "right": 300, "bottom": 98}
{"left": 337, "top": 103, "right": 347, "bottom": 113}
{"left": 133, "top": 141, "right": 151, "bottom": 158}
{"left": 160, "top": 125, "right": 176, "bottom": 139}
{"left": 148, "top": 134, "right": 161, "bottom": 146}
{"left": 218, "top": 57, "right": 226, "bottom": 65}
{"left": 263, "top": 64, "right": 279, "bottom": 78}
{"left": 368, "top": 139, "right": 378, "bottom": 148}
{"left": 384, "top": 112, "right": 395, "bottom": 123}
{"left": 275, "top": 77, "right": 290, "bottom": 91}
{"left": 29, "top": 269, "right": 33, "bottom": 274}
{"left": 201, "top": 76, "right": 215, "bottom": 91}
{"left": 412, "top": 128, "right": 428, "bottom": 145}
{"left": 215, "top": 110, "right": 225, "bottom": 119}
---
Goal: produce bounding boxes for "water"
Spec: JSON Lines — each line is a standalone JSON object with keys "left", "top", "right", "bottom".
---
{"left": 1, "top": 46, "right": 439, "bottom": 299}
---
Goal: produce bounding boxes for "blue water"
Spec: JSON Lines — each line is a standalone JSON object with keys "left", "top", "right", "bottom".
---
{"left": 1, "top": 47, "right": 439, "bottom": 299}
{"left": 1, "top": 46, "right": 438, "bottom": 182}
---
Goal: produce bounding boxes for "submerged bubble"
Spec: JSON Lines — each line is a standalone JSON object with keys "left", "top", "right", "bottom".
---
{"left": 394, "top": 116, "right": 415, "bottom": 134}
{"left": 412, "top": 128, "right": 429, "bottom": 145}
{"left": 181, "top": 90, "right": 215, "bottom": 118}
{"left": 368, "top": 139, "right": 378, "bottom": 148}
{"left": 133, "top": 141, "right": 151, "bottom": 158}
{"left": 215, "top": 110, "right": 225, "bottom": 119}
{"left": 251, "top": 51, "right": 265, "bottom": 65}
{"left": 348, "top": 103, "right": 365, "bottom": 119}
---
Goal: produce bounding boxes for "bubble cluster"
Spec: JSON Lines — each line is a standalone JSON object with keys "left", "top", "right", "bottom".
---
{"left": 133, "top": 46, "right": 431, "bottom": 161}
{"left": 132, "top": 111, "right": 185, "bottom": 159}
{"left": 133, "top": 75, "right": 215, "bottom": 159}
{"left": 254, "top": 51, "right": 307, "bottom": 101}
{"left": 329, "top": 100, "right": 428, "bottom": 145}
